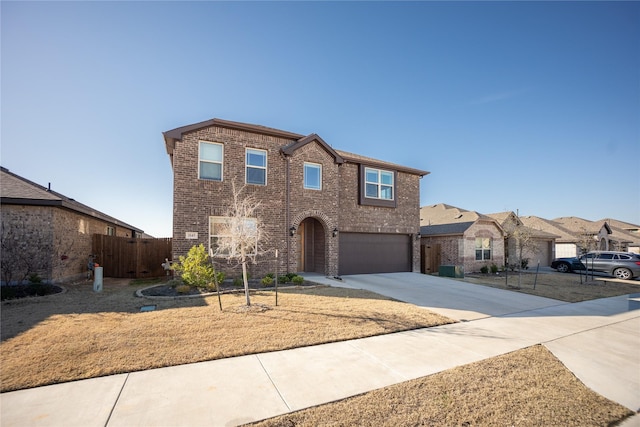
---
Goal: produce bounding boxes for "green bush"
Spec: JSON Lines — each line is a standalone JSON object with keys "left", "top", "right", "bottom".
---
{"left": 480, "top": 265, "right": 489, "bottom": 274}
{"left": 173, "top": 244, "right": 216, "bottom": 288}
{"left": 175, "top": 284, "right": 192, "bottom": 294}
{"left": 28, "top": 273, "right": 42, "bottom": 284}
{"left": 278, "top": 275, "right": 290, "bottom": 284}
{"left": 233, "top": 277, "right": 243, "bottom": 287}
{"left": 286, "top": 272, "right": 297, "bottom": 281}
{"left": 261, "top": 276, "right": 274, "bottom": 287}
{"left": 292, "top": 275, "right": 304, "bottom": 285}
{"left": 490, "top": 264, "right": 499, "bottom": 274}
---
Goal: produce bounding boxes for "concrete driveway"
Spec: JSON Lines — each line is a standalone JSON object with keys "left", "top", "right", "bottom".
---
{"left": 309, "top": 272, "right": 640, "bottom": 412}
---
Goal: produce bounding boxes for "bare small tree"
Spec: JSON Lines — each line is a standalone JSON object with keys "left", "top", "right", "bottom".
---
{"left": 211, "top": 182, "right": 266, "bottom": 306}
{"left": 501, "top": 214, "right": 540, "bottom": 288}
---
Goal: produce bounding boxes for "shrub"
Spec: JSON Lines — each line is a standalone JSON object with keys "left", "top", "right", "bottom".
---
{"left": 480, "top": 265, "right": 489, "bottom": 274}
{"left": 175, "top": 284, "right": 191, "bottom": 294}
{"left": 265, "top": 273, "right": 275, "bottom": 279}
{"left": 261, "top": 276, "right": 274, "bottom": 287}
{"left": 490, "top": 264, "right": 499, "bottom": 274}
{"left": 521, "top": 258, "right": 530, "bottom": 270}
{"left": 28, "top": 273, "right": 42, "bottom": 284}
{"left": 173, "top": 244, "right": 215, "bottom": 288}
{"left": 292, "top": 275, "right": 304, "bottom": 285}
{"left": 286, "top": 272, "right": 297, "bottom": 281}
{"left": 233, "top": 277, "right": 243, "bottom": 287}
{"left": 278, "top": 275, "right": 290, "bottom": 284}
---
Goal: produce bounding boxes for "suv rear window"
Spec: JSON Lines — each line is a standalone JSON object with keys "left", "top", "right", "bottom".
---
{"left": 598, "top": 254, "right": 614, "bottom": 260}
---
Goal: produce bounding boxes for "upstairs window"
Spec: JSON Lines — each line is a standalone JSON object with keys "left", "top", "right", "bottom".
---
{"left": 246, "top": 149, "right": 267, "bottom": 185}
{"left": 365, "top": 167, "right": 394, "bottom": 200}
{"left": 359, "top": 166, "right": 397, "bottom": 208}
{"left": 475, "top": 238, "right": 492, "bottom": 260}
{"left": 199, "top": 141, "right": 223, "bottom": 181}
{"left": 304, "top": 163, "right": 322, "bottom": 190}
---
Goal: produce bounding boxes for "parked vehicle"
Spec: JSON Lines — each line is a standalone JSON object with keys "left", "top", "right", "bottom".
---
{"left": 551, "top": 257, "right": 586, "bottom": 273}
{"left": 578, "top": 251, "right": 640, "bottom": 280}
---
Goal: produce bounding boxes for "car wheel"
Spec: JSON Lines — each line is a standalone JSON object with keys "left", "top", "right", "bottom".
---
{"left": 613, "top": 268, "right": 632, "bottom": 280}
{"left": 556, "top": 263, "right": 570, "bottom": 273}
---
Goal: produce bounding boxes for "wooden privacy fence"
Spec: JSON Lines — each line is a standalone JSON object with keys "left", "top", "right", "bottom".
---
{"left": 92, "top": 235, "right": 172, "bottom": 279}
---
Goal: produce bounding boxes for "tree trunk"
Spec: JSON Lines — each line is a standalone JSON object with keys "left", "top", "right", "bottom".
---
{"left": 242, "top": 259, "right": 251, "bottom": 306}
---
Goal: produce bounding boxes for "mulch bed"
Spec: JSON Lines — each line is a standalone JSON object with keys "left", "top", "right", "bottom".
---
{"left": 140, "top": 279, "right": 315, "bottom": 297}
{"left": 1, "top": 284, "right": 64, "bottom": 301}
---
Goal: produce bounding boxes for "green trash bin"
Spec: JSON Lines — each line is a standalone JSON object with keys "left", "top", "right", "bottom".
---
{"left": 438, "top": 265, "right": 464, "bottom": 278}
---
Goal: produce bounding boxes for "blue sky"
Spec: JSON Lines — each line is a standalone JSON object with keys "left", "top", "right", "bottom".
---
{"left": 2, "top": 1, "right": 639, "bottom": 237}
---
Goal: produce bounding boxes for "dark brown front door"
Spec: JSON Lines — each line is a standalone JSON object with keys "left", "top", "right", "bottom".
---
{"left": 297, "top": 218, "right": 325, "bottom": 273}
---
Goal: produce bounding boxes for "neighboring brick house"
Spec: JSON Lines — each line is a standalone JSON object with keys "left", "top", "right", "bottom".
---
{"left": 419, "top": 203, "right": 505, "bottom": 274}
{"left": 484, "top": 211, "right": 558, "bottom": 268}
{"left": 163, "top": 118, "right": 428, "bottom": 278}
{"left": 0, "top": 167, "right": 143, "bottom": 284}
{"left": 521, "top": 215, "right": 639, "bottom": 257}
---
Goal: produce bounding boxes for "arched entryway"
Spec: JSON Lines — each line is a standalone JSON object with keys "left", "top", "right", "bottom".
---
{"left": 296, "top": 217, "right": 326, "bottom": 273}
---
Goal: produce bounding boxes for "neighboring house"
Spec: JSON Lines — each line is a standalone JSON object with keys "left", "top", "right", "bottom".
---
{"left": 599, "top": 218, "right": 639, "bottom": 254}
{"left": 519, "top": 215, "right": 636, "bottom": 258}
{"left": 519, "top": 216, "right": 582, "bottom": 258}
{"left": 0, "top": 167, "right": 143, "bottom": 284}
{"left": 485, "top": 211, "right": 558, "bottom": 267}
{"left": 163, "top": 118, "right": 428, "bottom": 278}
{"left": 552, "top": 217, "right": 613, "bottom": 253}
{"left": 419, "top": 204, "right": 505, "bottom": 273}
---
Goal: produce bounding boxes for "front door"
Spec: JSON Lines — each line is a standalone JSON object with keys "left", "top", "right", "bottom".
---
{"left": 296, "top": 218, "right": 325, "bottom": 273}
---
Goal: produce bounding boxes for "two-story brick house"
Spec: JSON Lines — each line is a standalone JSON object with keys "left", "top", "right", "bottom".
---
{"left": 163, "top": 118, "right": 429, "bottom": 278}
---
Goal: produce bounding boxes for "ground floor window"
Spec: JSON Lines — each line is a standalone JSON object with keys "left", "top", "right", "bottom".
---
{"left": 475, "top": 237, "right": 492, "bottom": 260}
{"left": 209, "top": 216, "right": 257, "bottom": 257}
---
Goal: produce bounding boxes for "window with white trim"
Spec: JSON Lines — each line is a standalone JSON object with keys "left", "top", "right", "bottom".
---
{"left": 209, "top": 216, "right": 258, "bottom": 257}
{"left": 246, "top": 148, "right": 267, "bottom": 185}
{"left": 304, "top": 162, "right": 322, "bottom": 190}
{"left": 365, "top": 167, "right": 394, "bottom": 200}
{"left": 199, "top": 141, "right": 223, "bottom": 181}
{"left": 475, "top": 237, "right": 492, "bottom": 260}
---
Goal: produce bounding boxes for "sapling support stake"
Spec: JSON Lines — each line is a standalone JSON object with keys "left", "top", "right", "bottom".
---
{"left": 275, "top": 249, "right": 279, "bottom": 307}
{"left": 209, "top": 249, "right": 223, "bottom": 311}
{"left": 533, "top": 260, "right": 540, "bottom": 289}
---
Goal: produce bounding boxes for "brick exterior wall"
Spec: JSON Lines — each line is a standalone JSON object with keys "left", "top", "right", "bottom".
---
{"left": 169, "top": 122, "right": 424, "bottom": 278}
{"left": 338, "top": 162, "right": 422, "bottom": 271}
{"left": 1, "top": 204, "right": 136, "bottom": 284}
{"left": 420, "top": 221, "right": 505, "bottom": 274}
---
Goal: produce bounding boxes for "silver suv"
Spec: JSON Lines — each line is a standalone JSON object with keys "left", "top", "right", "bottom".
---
{"left": 579, "top": 251, "right": 640, "bottom": 280}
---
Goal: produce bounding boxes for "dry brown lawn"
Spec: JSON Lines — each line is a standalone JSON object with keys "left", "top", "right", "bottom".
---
{"left": 250, "top": 345, "right": 633, "bottom": 427}
{"left": 1, "top": 274, "right": 636, "bottom": 426}
{"left": 0, "top": 279, "right": 452, "bottom": 392}
{"left": 462, "top": 270, "right": 640, "bottom": 302}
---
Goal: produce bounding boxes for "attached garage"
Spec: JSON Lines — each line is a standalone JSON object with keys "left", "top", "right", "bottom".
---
{"left": 339, "top": 233, "right": 412, "bottom": 275}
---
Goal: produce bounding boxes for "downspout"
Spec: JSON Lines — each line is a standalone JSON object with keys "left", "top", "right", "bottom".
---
{"left": 285, "top": 155, "right": 291, "bottom": 272}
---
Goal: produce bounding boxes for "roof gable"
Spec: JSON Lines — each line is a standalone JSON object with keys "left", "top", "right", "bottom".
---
{"left": 552, "top": 216, "right": 611, "bottom": 235}
{"left": 281, "top": 134, "right": 345, "bottom": 164}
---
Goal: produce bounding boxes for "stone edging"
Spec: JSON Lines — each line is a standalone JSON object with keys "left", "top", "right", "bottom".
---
{"left": 136, "top": 283, "right": 326, "bottom": 301}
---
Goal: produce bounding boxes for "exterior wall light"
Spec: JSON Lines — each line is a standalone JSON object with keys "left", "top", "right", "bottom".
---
{"left": 333, "top": 227, "right": 339, "bottom": 237}
{"left": 289, "top": 226, "right": 297, "bottom": 237}
{"left": 416, "top": 232, "right": 422, "bottom": 240}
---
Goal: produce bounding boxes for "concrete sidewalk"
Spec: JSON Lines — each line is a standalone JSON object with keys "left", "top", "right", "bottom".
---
{"left": 2, "top": 272, "right": 639, "bottom": 426}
